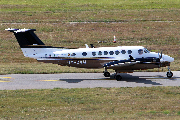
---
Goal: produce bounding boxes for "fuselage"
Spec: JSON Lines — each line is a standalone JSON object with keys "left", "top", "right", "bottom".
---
{"left": 21, "top": 46, "right": 174, "bottom": 71}
{"left": 5, "top": 28, "right": 175, "bottom": 79}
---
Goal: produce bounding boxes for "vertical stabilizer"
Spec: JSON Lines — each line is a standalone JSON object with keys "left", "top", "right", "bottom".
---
{"left": 5, "top": 28, "right": 45, "bottom": 48}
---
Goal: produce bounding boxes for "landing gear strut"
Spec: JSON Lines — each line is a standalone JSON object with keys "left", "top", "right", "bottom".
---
{"left": 167, "top": 66, "right": 173, "bottom": 78}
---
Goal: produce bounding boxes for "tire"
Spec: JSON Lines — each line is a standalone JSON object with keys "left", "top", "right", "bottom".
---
{"left": 104, "top": 72, "right": 110, "bottom": 77}
{"left": 116, "top": 75, "right": 122, "bottom": 81}
{"left": 167, "top": 72, "right": 173, "bottom": 78}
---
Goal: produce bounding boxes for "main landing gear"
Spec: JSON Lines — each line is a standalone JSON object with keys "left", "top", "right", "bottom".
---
{"left": 115, "top": 75, "right": 122, "bottom": 81}
{"left": 103, "top": 71, "right": 110, "bottom": 77}
{"left": 103, "top": 69, "right": 122, "bottom": 81}
{"left": 167, "top": 66, "right": 173, "bottom": 78}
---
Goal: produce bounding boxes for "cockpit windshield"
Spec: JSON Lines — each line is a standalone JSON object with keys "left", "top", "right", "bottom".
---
{"left": 144, "top": 48, "right": 150, "bottom": 53}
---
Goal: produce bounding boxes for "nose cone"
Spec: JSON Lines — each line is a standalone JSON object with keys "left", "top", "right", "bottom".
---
{"left": 162, "top": 54, "right": 174, "bottom": 62}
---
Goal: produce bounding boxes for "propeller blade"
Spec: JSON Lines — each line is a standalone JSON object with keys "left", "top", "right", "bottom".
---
{"left": 158, "top": 51, "right": 160, "bottom": 59}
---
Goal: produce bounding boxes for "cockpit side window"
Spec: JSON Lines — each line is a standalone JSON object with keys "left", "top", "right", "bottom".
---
{"left": 144, "top": 48, "right": 150, "bottom": 53}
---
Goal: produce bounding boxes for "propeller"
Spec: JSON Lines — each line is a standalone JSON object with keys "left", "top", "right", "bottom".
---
{"left": 158, "top": 51, "right": 164, "bottom": 69}
{"left": 158, "top": 51, "right": 162, "bottom": 59}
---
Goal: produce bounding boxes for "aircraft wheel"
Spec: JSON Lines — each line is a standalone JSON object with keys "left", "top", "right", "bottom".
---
{"left": 167, "top": 72, "right": 173, "bottom": 78}
{"left": 116, "top": 75, "right": 122, "bottom": 81}
{"left": 104, "top": 72, "right": 110, "bottom": 77}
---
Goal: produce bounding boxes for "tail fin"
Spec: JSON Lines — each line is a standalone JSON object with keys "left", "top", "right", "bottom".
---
{"left": 5, "top": 28, "right": 45, "bottom": 48}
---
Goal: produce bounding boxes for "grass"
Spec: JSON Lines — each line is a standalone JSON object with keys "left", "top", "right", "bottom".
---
{"left": 0, "top": 87, "right": 180, "bottom": 119}
{"left": 0, "top": 63, "right": 105, "bottom": 74}
{"left": 0, "top": 22, "right": 180, "bottom": 74}
{"left": 1, "top": 0, "right": 180, "bottom": 12}
{"left": 0, "top": 0, "right": 180, "bottom": 74}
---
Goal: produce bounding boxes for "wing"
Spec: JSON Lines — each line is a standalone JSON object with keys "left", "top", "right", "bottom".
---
{"left": 103, "top": 57, "right": 161, "bottom": 70}
{"left": 103, "top": 59, "right": 137, "bottom": 69}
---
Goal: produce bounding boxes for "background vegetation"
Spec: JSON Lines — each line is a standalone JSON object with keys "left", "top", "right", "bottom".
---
{"left": 0, "top": 0, "right": 180, "bottom": 74}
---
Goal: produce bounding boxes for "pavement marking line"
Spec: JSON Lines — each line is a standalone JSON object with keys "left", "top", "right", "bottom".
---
{"left": 40, "top": 80, "right": 59, "bottom": 81}
{"left": 0, "top": 80, "right": 10, "bottom": 82}
{"left": 0, "top": 77, "right": 12, "bottom": 78}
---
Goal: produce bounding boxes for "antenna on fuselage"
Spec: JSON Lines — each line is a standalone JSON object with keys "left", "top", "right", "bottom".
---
{"left": 113, "top": 35, "right": 116, "bottom": 43}
{"left": 85, "top": 44, "right": 89, "bottom": 48}
{"left": 90, "top": 44, "right": 94, "bottom": 48}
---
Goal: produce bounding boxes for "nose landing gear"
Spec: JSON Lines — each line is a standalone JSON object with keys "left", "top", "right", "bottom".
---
{"left": 167, "top": 66, "right": 173, "bottom": 78}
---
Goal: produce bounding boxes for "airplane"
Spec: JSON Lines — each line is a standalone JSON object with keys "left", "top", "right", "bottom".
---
{"left": 5, "top": 28, "right": 174, "bottom": 81}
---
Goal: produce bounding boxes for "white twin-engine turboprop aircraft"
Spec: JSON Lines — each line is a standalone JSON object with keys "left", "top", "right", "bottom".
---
{"left": 5, "top": 28, "right": 174, "bottom": 81}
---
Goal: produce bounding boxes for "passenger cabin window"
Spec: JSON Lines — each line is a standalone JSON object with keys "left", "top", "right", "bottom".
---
{"left": 92, "top": 52, "right": 96, "bottom": 56}
{"left": 71, "top": 53, "right": 76, "bottom": 56}
{"left": 104, "top": 51, "right": 108, "bottom": 55}
{"left": 138, "top": 49, "right": 143, "bottom": 55}
{"left": 128, "top": 50, "right": 132, "bottom": 54}
{"left": 109, "top": 51, "right": 114, "bottom": 55}
{"left": 115, "top": 50, "right": 120, "bottom": 55}
{"left": 82, "top": 52, "right": 87, "bottom": 56}
{"left": 98, "top": 51, "right": 102, "bottom": 55}
{"left": 121, "top": 50, "right": 126, "bottom": 54}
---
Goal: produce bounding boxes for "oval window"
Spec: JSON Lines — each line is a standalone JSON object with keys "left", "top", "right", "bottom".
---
{"left": 138, "top": 49, "right": 143, "bottom": 55}
{"left": 104, "top": 51, "right": 108, "bottom": 55}
{"left": 121, "top": 50, "right": 126, "bottom": 54}
{"left": 128, "top": 50, "right": 132, "bottom": 54}
{"left": 82, "top": 52, "right": 87, "bottom": 56}
{"left": 92, "top": 52, "right": 96, "bottom": 56}
{"left": 98, "top": 51, "right": 102, "bottom": 55}
{"left": 115, "top": 50, "right": 120, "bottom": 55}
{"left": 109, "top": 51, "right": 114, "bottom": 55}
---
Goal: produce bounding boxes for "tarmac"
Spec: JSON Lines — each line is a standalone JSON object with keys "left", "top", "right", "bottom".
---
{"left": 0, "top": 71, "right": 180, "bottom": 90}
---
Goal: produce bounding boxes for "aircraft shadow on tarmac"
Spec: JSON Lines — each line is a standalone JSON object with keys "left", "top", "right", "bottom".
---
{"left": 58, "top": 73, "right": 180, "bottom": 85}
